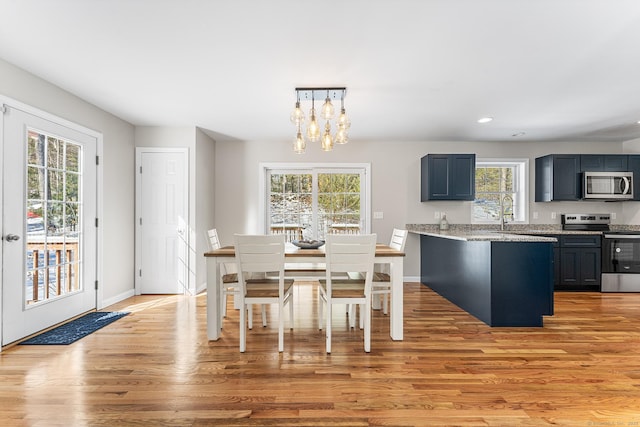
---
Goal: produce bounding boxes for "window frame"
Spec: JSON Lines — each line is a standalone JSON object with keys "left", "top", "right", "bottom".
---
{"left": 472, "top": 158, "right": 529, "bottom": 225}
{"left": 258, "top": 163, "right": 371, "bottom": 238}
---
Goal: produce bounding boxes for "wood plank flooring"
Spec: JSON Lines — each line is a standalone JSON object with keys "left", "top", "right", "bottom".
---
{"left": 2, "top": 282, "right": 640, "bottom": 426}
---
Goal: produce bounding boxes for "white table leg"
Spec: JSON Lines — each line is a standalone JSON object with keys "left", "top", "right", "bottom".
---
{"left": 390, "top": 258, "right": 404, "bottom": 340}
{"left": 206, "top": 257, "right": 221, "bottom": 340}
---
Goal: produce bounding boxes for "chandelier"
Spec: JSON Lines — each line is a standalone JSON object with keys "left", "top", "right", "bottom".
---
{"left": 290, "top": 87, "right": 350, "bottom": 154}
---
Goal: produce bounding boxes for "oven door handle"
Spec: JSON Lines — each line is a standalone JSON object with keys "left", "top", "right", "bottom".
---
{"left": 604, "top": 234, "right": 640, "bottom": 239}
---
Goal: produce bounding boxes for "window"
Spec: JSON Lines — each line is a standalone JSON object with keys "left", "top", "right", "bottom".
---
{"left": 472, "top": 159, "right": 528, "bottom": 224}
{"left": 26, "top": 130, "right": 83, "bottom": 304}
{"left": 260, "top": 164, "right": 370, "bottom": 241}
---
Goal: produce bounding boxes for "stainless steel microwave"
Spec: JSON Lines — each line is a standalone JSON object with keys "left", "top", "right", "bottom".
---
{"left": 583, "top": 171, "right": 633, "bottom": 200}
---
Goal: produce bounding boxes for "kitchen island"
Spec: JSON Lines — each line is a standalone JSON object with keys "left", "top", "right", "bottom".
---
{"left": 411, "top": 229, "right": 556, "bottom": 327}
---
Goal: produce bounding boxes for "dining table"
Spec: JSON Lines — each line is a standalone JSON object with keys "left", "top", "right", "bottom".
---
{"left": 204, "top": 242, "right": 406, "bottom": 341}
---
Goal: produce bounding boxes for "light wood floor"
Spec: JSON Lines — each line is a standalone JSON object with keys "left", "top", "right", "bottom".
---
{"left": 2, "top": 282, "right": 640, "bottom": 426}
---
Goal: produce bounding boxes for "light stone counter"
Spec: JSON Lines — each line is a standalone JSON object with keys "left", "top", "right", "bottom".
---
{"left": 410, "top": 229, "right": 557, "bottom": 242}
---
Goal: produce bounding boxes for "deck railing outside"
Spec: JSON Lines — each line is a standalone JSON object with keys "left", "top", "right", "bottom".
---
{"left": 270, "top": 223, "right": 361, "bottom": 241}
{"left": 270, "top": 224, "right": 303, "bottom": 242}
{"left": 27, "top": 239, "right": 79, "bottom": 304}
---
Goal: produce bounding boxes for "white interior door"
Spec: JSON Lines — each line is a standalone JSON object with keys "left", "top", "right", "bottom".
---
{"left": 136, "top": 149, "right": 188, "bottom": 294}
{"left": 2, "top": 105, "right": 98, "bottom": 345}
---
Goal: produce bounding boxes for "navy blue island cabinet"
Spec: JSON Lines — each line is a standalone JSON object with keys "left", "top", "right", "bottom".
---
{"left": 420, "top": 234, "right": 554, "bottom": 327}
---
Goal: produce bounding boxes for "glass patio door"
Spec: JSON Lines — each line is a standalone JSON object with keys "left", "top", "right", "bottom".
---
{"left": 2, "top": 106, "right": 97, "bottom": 345}
{"left": 266, "top": 166, "right": 368, "bottom": 241}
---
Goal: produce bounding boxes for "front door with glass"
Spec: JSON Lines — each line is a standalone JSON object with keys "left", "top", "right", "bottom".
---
{"left": 2, "top": 106, "right": 97, "bottom": 345}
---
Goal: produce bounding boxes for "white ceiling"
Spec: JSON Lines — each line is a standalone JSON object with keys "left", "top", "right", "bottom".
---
{"left": 2, "top": 0, "right": 640, "bottom": 144}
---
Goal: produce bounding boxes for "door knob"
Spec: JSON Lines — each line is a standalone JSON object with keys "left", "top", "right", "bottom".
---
{"left": 5, "top": 234, "right": 20, "bottom": 242}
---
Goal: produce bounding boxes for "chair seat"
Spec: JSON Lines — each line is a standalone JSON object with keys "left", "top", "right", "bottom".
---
{"left": 319, "top": 279, "right": 366, "bottom": 298}
{"left": 222, "top": 273, "right": 238, "bottom": 283}
{"left": 373, "top": 272, "right": 390, "bottom": 282}
{"left": 246, "top": 278, "right": 294, "bottom": 298}
{"left": 346, "top": 272, "right": 390, "bottom": 282}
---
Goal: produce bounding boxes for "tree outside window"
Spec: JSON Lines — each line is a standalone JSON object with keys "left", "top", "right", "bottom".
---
{"left": 473, "top": 160, "right": 527, "bottom": 224}
{"left": 267, "top": 167, "right": 366, "bottom": 240}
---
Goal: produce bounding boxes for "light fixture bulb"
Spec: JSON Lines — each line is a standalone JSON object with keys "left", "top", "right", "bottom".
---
{"left": 335, "top": 127, "right": 349, "bottom": 144}
{"left": 337, "top": 108, "right": 351, "bottom": 130}
{"left": 307, "top": 108, "right": 320, "bottom": 142}
{"left": 290, "top": 101, "right": 305, "bottom": 125}
{"left": 321, "top": 96, "right": 335, "bottom": 120}
{"left": 293, "top": 130, "right": 306, "bottom": 154}
{"left": 290, "top": 87, "right": 350, "bottom": 153}
{"left": 321, "top": 121, "right": 333, "bottom": 151}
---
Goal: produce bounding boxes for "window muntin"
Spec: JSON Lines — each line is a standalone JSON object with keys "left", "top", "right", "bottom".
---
{"left": 26, "top": 130, "right": 83, "bottom": 305}
{"left": 265, "top": 166, "right": 367, "bottom": 240}
{"left": 472, "top": 160, "right": 528, "bottom": 224}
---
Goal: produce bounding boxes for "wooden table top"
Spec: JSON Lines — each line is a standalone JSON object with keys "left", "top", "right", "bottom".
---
{"left": 204, "top": 243, "right": 405, "bottom": 258}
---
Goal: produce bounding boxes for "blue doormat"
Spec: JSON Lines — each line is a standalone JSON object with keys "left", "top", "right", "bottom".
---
{"left": 20, "top": 311, "right": 129, "bottom": 345}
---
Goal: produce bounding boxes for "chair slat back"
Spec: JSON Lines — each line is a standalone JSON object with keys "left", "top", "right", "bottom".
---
{"left": 325, "top": 234, "right": 377, "bottom": 277}
{"left": 234, "top": 234, "right": 286, "bottom": 275}
{"left": 389, "top": 228, "right": 408, "bottom": 252}
{"left": 208, "top": 228, "right": 221, "bottom": 250}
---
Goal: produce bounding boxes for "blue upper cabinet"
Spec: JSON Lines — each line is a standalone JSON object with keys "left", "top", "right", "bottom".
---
{"left": 535, "top": 155, "right": 581, "bottom": 201}
{"left": 421, "top": 154, "right": 476, "bottom": 201}
{"left": 580, "top": 155, "right": 628, "bottom": 172}
{"left": 629, "top": 155, "right": 640, "bottom": 201}
{"left": 536, "top": 154, "right": 636, "bottom": 202}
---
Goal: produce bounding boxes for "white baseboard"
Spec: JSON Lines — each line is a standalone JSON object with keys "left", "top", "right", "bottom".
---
{"left": 99, "top": 289, "right": 135, "bottom": 309}
{"left": 195, "top": 282, "right": 207, "bottom": 294}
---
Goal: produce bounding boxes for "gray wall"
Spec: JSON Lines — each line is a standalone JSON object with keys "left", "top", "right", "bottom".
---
{"left": 214, "top": 138, "right": 635, "bottom": 279}
{"left": 195, "top": 128, "right": 216, "bottom": 292}
{"left": 0, "top": 58, "right": 136, "bottom": 306}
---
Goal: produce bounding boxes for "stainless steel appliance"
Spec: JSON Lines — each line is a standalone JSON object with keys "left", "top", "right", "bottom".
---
{"left": 561, "top": 213, "right": 640, "bottom": 291}
{"left": 602, "top": 231, "right": 640, "bottom": 292}
{"left": 583, "top": 171, "right": 633, "bottom": 200}
{"left": 561, "top": 213, "right": 611, "bottom": 230}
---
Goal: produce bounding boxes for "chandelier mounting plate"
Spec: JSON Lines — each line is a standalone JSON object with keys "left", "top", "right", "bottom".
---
{"left": 295, "top": 87, "right": 346, "bottom": 101}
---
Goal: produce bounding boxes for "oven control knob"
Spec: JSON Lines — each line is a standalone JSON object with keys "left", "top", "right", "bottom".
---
{"left": 616, "top": 248, "right": 621, "bottom": 253}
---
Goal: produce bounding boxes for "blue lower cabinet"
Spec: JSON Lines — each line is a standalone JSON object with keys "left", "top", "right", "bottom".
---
{"left": 557, "top": 235, "right": 601, "bottom": 291}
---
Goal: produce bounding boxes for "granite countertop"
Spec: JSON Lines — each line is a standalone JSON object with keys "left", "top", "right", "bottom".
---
{"left": 406, "top": 223, "right": 638, "bottom": 238}
{"left": 411, "top": 229, "right": 557, "bottom": 242}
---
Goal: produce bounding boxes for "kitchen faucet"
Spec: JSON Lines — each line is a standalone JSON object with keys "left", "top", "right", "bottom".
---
{"left": 500, "top": 194, "right": 513, "bottom": 231}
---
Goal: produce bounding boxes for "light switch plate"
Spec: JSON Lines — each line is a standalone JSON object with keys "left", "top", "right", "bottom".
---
{"left": 373, "top": 211, "right": 384, "bottom": 219}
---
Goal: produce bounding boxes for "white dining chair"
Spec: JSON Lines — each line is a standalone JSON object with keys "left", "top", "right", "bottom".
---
{"left": 207, "top": 229, "right": 266, "bottom": 329}
{"left": 318, "top": 234, "right": 376, "bottom": 353}
{"left": 371, "top": 228, "right": 407, "bottom": 315}
{"left": 234, "top": 234, "right": 294, "bottom": 352}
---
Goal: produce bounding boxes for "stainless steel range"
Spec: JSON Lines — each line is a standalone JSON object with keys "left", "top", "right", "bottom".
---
{"left": 561, "top": 213, "right": 611, "bottom": 231}
{"left": 602, "top": 230, "right": 640, "bottom": 292}
{"left": 562, "top": 213, "right": 640, "bottom": 292}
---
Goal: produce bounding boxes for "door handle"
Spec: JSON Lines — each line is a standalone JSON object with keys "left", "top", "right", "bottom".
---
{"left": 621, "top": 177, "right": 630, "bottom": 195}
{"left": 5, "top": 234, "right": 20, "bottom": 242}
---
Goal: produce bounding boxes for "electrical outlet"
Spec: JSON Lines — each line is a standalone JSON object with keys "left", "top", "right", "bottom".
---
{"left": 434, "top": 211, "right": 440, "bottom": 219}
{"left": 611, "top": 212, "right": 617, "bottom": 220}
{"left": 533, "top": 211, "right": 539, "bottom": 219}
{"left": 551, "top": 212, "right": 556, "bottom": 219}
